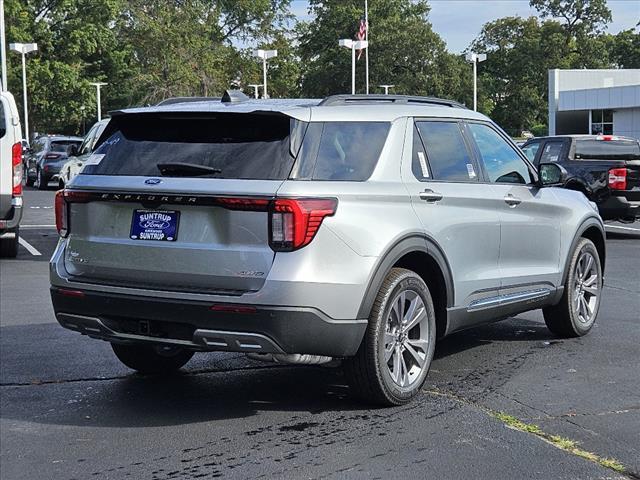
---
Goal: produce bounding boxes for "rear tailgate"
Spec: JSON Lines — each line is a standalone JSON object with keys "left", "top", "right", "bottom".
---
{"left": 575, "top": 137, "right": 640, "bottom": 199}
{"left": 62, "top": 111, "right": 303, "bottom": 294}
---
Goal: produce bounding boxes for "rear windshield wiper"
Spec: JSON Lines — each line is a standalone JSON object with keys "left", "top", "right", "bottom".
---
{"left": 156, "top": 162, "right": 222, "bottom": 177}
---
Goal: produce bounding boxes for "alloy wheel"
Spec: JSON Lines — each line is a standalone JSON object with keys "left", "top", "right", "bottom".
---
{"left": 383, "top": 290, "right": 430, "bottom": 388}
{"left": 573, "top": 250, "right": 599, "bottom": 324}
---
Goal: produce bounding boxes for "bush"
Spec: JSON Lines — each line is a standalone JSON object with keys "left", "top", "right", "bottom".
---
{"left": 530, "top": 124, "right": 548, "bottom": 137}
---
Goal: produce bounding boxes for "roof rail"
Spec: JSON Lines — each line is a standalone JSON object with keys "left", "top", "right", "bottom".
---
{"left": 319, "top": 94, "right": 467, "bottom": 109}
{"left": 156, "top": 97, "right": 222, "bottom": 106}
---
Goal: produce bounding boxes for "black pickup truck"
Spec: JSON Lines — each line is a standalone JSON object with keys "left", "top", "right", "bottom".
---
{"left": 521, "top": 135, "right": 640, "bottom": 222}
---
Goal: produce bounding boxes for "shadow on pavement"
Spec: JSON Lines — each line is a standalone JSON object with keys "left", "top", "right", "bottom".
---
{"left": 434, "top": 317, "right": 557, "bottom": 360}
{"left": 0, "top": 317, "right": 559, "bottom": 429}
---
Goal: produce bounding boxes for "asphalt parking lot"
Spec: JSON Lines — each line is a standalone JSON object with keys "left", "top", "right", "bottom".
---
{"left": 1, "top": 187, "right": 639, "bottom": 480}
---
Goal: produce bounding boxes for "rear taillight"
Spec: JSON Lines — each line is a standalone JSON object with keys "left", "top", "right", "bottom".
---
{"left": 216, "top": 197, "right": 270, "bottom": 211}
{"left": 55, "top": 190, "right": 68, "bottom": 237}
{"left": 608, "top": 168, "right": 627, "bottom": 190}
{"left": 12, "top": 142, "right": 22, "bottom": 196}
{"left": 55, "top": 190, "right": 93, "bottom": 237}
{"left": 269, "top": 198, "right": 337, "bottom": 252}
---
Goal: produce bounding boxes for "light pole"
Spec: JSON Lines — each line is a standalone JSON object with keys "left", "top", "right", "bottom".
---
{"left": 379, "top": 85, "right": 395, "bottom": 95}
{"left": 80, "top": 105, "right": 86, "bottom": 135}
{"left": 339, "top": 39, "right": 368, "bottom": 95}
{"left": 9, "top": 42, "right": 37, "bottom": 141}
{"left": 248, "top": 84, "right": 262, "bottom": 99}
{"left": 89, "top": 82, "right": 107, "bottom": 121}
{"left": 253, "top": 50, "right": 277, "bottom": 99}
{"left": 465, "top": 52, "right": 486, "bottom": 112}
{"left": 1, "top": 0, "right": 7, "bottom": 91}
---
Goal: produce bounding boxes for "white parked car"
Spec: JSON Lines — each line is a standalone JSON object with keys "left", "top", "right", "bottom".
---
{"left": 0, "top": 91, "right": 23, "bottom": 257}
{"left": 58, "top": 118, "right": 109, "bottom": 188}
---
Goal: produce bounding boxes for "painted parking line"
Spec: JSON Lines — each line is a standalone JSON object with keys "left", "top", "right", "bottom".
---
{"left": 18, "top": 237, "right": 42, "bottom": 256}
{"left": 605, "top": 225, "right": 640, "bottom": 233}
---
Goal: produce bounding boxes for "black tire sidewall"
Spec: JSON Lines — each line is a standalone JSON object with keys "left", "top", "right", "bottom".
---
{"left": 0, "top": 226, "right": 19, "bottom": 258}
{"left": 371, "top": 271, "right": 436, "bottom": 403}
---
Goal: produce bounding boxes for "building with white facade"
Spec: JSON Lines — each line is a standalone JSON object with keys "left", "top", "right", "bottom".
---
{"left": 548, "top": 69, "right": 640, "bottom": 139}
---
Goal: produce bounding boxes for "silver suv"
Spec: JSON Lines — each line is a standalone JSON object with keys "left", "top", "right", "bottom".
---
{"left": 50, "top": 94, "right": 605, "bottom": 405}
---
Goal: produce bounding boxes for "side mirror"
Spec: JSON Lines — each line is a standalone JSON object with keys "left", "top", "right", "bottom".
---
{"left": 538, "top": 162, "right": 567, "bottom": 187}
{"left": 68, "top": 144, "right": 79, "bottom": 156}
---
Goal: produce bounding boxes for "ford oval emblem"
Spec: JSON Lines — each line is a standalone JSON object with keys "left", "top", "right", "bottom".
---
{"left": 145, "top": 178, "right": 162, "bottom": 185}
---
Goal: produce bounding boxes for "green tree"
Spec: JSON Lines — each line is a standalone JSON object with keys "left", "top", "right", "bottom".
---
{"left": 471, "top": 0, "right": 616, "bottom": 135}
{"left": 118, "top": 0, "right": 293, "bottom": 104}
{"left": 530, "top": 0, "right": 613, "bottom": 67}
{"left": 530, "top": 0, "right": 612, "bottom": 40}
{"left": 5, "top": 0, "right": 133, "bottom": 136}
{"left": 607, "top": 27, "right": 640, "bottom": 68}
{"left": 4, "top": 0, "right": 293, "bottom": 135}
{"left": 298, "top": 0, "right": 472, "bottom": 104}
{"left": 241, "top": 32, "right": 302, "bottom": 98}
{"left": 471, "top": 17, "right": 570, "bottom": 134}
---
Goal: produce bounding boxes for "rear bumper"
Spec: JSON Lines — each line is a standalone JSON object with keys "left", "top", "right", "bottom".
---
{"left": 0, "top": 197, "right": 23, "bottom": 232}
{"left": 598, "top": 194, "right": 639, "bottom": 220}
{"left": 51, "top": 288, "right": 367, "bottom": 357}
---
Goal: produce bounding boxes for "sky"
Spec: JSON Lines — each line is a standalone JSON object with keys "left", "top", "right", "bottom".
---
{"left": 290, "top": 0, "right": 640, "bottom": 53}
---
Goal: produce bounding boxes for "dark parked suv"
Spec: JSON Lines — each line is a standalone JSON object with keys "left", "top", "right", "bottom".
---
{"left": 521, "top": 135, "right": 640, "bottom": 222}
{"left": 25, "top": 135, "right": 82, "bottom": 189}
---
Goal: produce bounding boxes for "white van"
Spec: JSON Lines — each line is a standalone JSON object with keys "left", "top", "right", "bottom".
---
{"left": 0, "top": 91, "right": 23, "bottom": 257}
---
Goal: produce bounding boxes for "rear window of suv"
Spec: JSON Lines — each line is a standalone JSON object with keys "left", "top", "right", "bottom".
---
{"left": 51, "top": 140, "right": 81, "bottom": 153}
{"left": 84, "top": 114, "right": 390, "bottom": 181}
{"left": 85, "top": 113, "right": 299, "bottom": 180}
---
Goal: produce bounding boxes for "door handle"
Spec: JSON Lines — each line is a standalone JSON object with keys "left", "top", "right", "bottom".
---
{"left": 504, "top": 194, "right": 522, "bottom": 207}
{"left": 419, "top": 189, "right": 443, "bottom": 203}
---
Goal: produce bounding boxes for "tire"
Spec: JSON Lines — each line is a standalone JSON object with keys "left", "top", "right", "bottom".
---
{"left": 111, "top": 343, "right": 194, "bottom": 374}
{"left": 543, "top": 238, "right": 602, "bottom": 337}
{"left": 58, "top": 179, "right": 65, "bottom": 189}
{"left": 35, "top": 168, "right": 48, "bottom": 190}
{"left": 344, "top": 268, "right": 437, "bottom": 406}
{"left": 25, "top": 172, "right": 35, "bottom": 187}
{"left": 0, "top": 226, "right": 19, "bottom": 258}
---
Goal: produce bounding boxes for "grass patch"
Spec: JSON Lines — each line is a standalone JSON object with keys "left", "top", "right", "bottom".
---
{"left": 491, "top": 411, "right": 627, "bottom": 475}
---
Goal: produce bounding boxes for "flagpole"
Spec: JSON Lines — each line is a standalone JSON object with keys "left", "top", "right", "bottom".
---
{"left": 365, "top": 0, "right": 369, "bottom": 95}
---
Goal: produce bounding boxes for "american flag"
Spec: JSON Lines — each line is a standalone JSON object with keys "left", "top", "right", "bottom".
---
{"left": 356, "top": 16, "right": 367, "bottom": 60}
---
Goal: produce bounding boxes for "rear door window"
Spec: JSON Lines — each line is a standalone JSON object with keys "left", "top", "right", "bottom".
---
{"left": 415, "top": 121, "right": 478, "bottom": 182}
{"left": 539, "top": 141, "right": 564, "bottom": 163}
{"left": 292, "top": 122, "right": 390, "bottom": 181}
{"left": 467, "top": 123, "right": 533, "bottom": 184}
